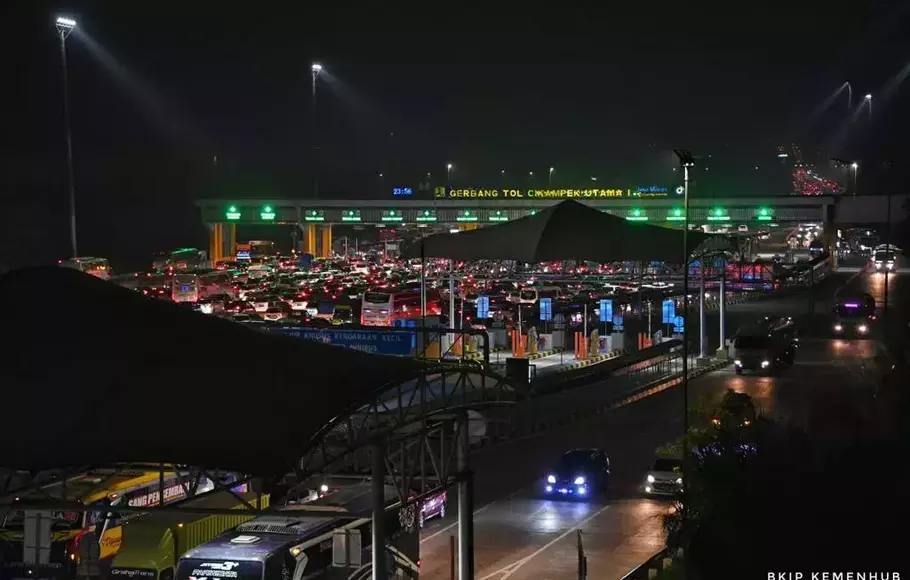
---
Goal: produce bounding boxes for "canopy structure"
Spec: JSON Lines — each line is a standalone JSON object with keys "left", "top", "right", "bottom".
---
{"left": 0, "top": 267, "right": 428, "bottom": 475}
{"left": 401, "top": 199, "right": 721, "bottom": 263}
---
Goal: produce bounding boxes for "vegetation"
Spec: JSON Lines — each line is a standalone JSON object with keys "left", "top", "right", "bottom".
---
{"left": 659, "top": 372, "right": 910, "bottom": 579}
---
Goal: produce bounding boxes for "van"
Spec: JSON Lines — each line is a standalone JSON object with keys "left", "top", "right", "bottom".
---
{"left": 732, "top": 317, "right": 797, "bottom": 375}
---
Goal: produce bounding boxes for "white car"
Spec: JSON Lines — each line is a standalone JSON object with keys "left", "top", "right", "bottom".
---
{"left": 737, "top": 224, "right": 749, "bottom": 233}
{"left": 289, "top": 298, "right": 309, "bottom": 311}
{"left": 644, "top": 458, "right": 683, "bottom": 496}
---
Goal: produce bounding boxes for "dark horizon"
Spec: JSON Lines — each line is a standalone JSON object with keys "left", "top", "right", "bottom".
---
{"left": 5, "top": 1, "right": 910, "bottom": 270}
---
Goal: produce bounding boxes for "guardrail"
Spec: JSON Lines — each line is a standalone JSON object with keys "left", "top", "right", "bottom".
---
{"left": 620, "top": 548, "right": 673, "bottom": 580}
{"left": 473, "top": 350, "right": 731, "bottom": 450}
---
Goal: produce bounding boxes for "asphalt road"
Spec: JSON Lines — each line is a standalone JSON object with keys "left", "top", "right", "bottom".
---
{"left": 417, "top": 268, "right": 899, "bottom": 580}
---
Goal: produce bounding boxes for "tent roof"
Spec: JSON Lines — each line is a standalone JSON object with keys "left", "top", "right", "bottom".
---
{"left": 401, "top": 199, "right": 716, "bottom": 263}
{"left": 0, "top": 268, "right": 426, "bottom": 475}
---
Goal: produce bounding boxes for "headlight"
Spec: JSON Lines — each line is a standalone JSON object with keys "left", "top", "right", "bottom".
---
{"left": 574, "top": 476, "right": 586, "bottom": 485}
{"left": 857, "top": 324, "right": 868, "bottom": 333}
{"left": 734, "top": 359, "right": 742, "bottom": 366}
{"left": 676, "top": 478, "right": 683, "bottom": 485}
{"left": 761, "top": 360, "right": 770, "bottom": 368}
{"left": 834, "top": 324, "right": 843, "bottom": 332}
{"left": 547, "top": 475, "right": 556, "bottom": 484}
{"left": 647, "top": 475, "right": 655, "bottom": 483}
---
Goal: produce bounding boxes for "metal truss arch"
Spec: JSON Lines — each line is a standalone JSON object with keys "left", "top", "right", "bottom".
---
{"left": 295, "top": 363, "right": 518, "bottom": 481}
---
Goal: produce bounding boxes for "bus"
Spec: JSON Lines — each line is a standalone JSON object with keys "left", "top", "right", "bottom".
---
{"left": 104, "top": 491, "right": 269, "bottom": 580}
{"left": 172, "top": 274, "right": 200, "bottom": 303}
{"left": 198, "top": 271, "right": 238, "bottom": 299}
{"left": 175, "top": 484, "right": 419, "bottom": 580}
{"left": 361, "top": 290, "right": 441, "bottom": 326}
{"left": 59, "top": 257, "right": 112, "bottom": 280}
{"left": 0, "top": 470, "right": 208, "bottom": 580}
{"left": 167, "top": 249, "right": 206, "bottom": 272}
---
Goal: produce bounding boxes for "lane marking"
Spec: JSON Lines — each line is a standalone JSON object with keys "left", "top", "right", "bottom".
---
{"left": 477, "top": 503, "right": 612, "bottom": 580}
{"left": 420, "top": 486, "right": 524, "bottom": 544}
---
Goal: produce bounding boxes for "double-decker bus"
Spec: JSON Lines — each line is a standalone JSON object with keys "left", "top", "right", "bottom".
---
{"left": 171, "top": 274, "right": 200, "bottom": 303}
{"left": 58, "top": 257, "right": 112, "bottom": 280}
{"left": 361, "top": 290, "right": 441, "bottom": 326}
{"left": 0, "top": 470, "right": 210, "bottom": 580}
{"left": 175, "top": 483, "right": 419, "bottom": 580}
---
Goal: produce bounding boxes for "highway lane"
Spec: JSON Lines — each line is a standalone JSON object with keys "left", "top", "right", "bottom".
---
{"left": 418, "top": 271, "right": 890, "bottom": 580}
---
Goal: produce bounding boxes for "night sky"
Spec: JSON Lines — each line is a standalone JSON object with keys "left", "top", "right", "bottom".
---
{"left": 6, "top": 1, "right": 910, "bottom": 270}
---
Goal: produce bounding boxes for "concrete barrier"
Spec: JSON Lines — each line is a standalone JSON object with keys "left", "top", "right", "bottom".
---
{"left": 476, "top": 357, "right": 730, "bottom": 448}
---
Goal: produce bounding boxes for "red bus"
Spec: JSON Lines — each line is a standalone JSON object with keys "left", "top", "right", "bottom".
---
{"left": 361, "top": 289, "right": 441, "bottom": 326}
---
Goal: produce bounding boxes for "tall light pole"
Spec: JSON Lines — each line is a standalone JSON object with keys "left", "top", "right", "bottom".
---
{"left": 446, "top": 163, "right": 453, "bottom": 185}
{"left": 673, "top": 148, "right": 695, "bottom": 516}
{"left": 548, "top": 167, "right": 554, "bottom": 186}
{"left": 56, "top": 16, "right": 78, "bottom": 258}
{"left": 311, "top": 63, "right": 323, "bottom": 199}
{"left": 864, "top": 93, "right": 873, "bottom": 123}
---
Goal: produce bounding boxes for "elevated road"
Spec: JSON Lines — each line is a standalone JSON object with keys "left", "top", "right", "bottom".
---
{"left": 417, "top": 269, "right": 900, "bottom": 579}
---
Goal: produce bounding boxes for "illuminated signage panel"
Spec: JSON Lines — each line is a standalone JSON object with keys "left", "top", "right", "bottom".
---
{"left": 434, "top": 185, "right": 680, "bottom": 200}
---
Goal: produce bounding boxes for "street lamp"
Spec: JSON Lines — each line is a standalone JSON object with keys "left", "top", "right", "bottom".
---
{"left": 56, "top": 16, "right": 78, "bottom": 258}
{"left": 851, "top": 162, "right": 859, "bottom": 195}
{"left": 446, "top": 163, "right": 453, "bottom": 184}
{"left": 548, "top": 167, "right": 554, "bottom": 186}
{"left": 673, "top": 147, "right": 696, "bottom": 501}
{"left": 311, "top": 63, "right": 323, "bottom": 198}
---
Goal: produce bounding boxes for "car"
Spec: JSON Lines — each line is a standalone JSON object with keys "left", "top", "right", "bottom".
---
{"left": 644, "top": 458, "right": 683, "bottom": 496}
{"left": 543, "top": 448, "right": 611, "bottom": 498}
{"left": 419, "top": 491, "right": 447, "bottom": 527}
{"left": 262, "top": 303, "right": 292, "bottom": 321}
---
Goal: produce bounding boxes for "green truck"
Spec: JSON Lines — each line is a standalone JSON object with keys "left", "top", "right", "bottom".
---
{"left": 106, "top": 491, "right": 270, "bottom": 580}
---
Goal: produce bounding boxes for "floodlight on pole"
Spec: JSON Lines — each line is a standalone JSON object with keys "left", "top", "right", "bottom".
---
{"left": 56, "top": 17, "right": 76, "bottom": 35}
{"left": 310, "top": 63, "right": 323, "bottom": 198}
{"left": 864, "top": 93, "right": 872, "bottom": 100}
{"left": 56, "top": 15, "right": 78, "bottom": 257}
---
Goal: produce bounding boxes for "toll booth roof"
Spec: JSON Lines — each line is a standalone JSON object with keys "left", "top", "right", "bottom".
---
{"left": 0, "top": 267, "right": 429, "bottom": 475}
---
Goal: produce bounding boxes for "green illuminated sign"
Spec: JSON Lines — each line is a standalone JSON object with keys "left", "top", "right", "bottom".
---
{"left": 382, "top": 210, "right": 403, "bottom": 222}
{"left": 341, "top": 210, "right": 361, "bottom": 222}
{"left": 260, "top": 205, "right": 276, "bottom": 220}
{"left": 304, "top": 210, "right": 325, "bottom": 222}
{"left": 416, "top": 210, "right": 437, "bottom": 222}
{"left": 756, "top": 207, "right": 773, "bottom": 221}
{"left": 707, "top": 207, "right": 730, "bottom": 221}
{"left": 226, "top": 205, "right": 241, "bottom": 220}
{"left": 489, "top": 210, "right": 508, "bottom": 222}
{"left": 456, "top": 210, "right": 477, "bottom": 222}
{"left": 626, "top": 208, "right": 648, "bottom": 221}
{"left": 666, "top": 207, "right": 685, "bottom": 221}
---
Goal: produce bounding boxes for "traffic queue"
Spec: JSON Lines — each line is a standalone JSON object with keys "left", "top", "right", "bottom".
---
{"left": 111, "top": 247, "right": 685, "bottom": 336}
